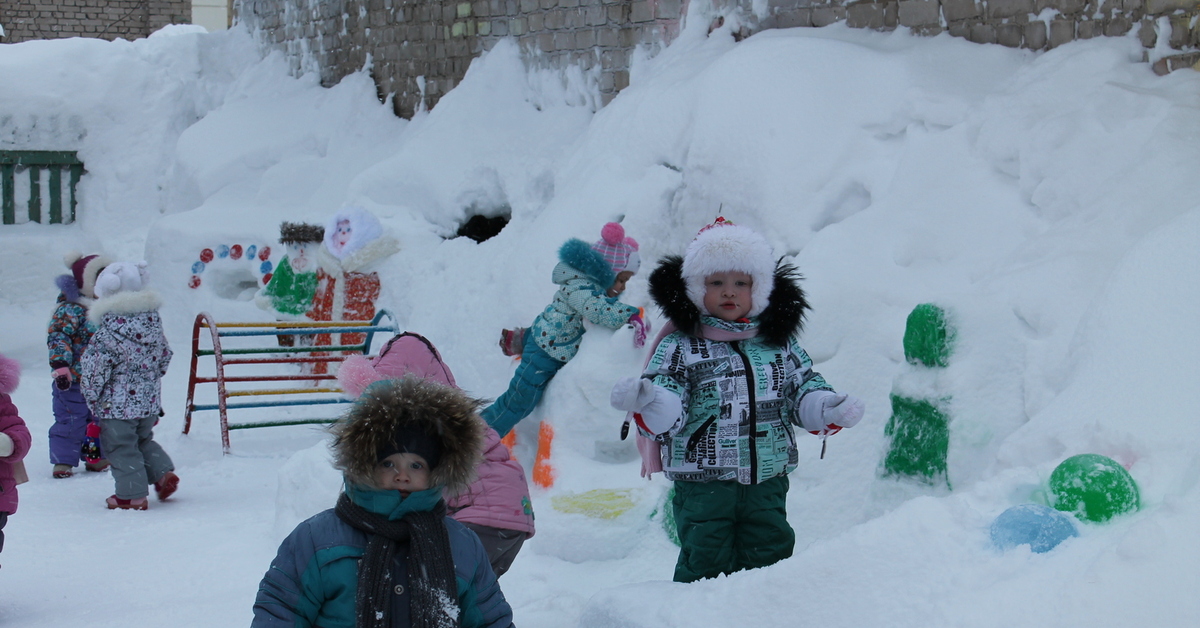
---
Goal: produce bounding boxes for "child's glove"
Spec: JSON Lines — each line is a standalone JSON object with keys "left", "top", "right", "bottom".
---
{"left": 81, "top": 423, "right": 102, "bottom": 463}
{"left": 799, "top": 391, "right": 865, "bottom": 434}
{"left": 611, "top": 377, "right": 683, "bottom": 436}
{"left": 611, "top": 377, "right": 655, "bottom": 412}
{"left": 628, "top": 309, "right": 650, "bottom": 348}
{"left": 53, "top": 366, "right": 72, "bottom": 390}
{"left": 0, "top": 432, "right": 12, "bottom": 457}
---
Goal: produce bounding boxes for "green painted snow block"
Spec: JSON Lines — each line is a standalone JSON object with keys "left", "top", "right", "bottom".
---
{"left": 882, "top": 394, "right": 950, "bottom": 487}
{"left": 1049, "top": 454, "right": 1140, "bottom": 523}
{"left": 904, "top": 303, "right": 954, "bottom": 367}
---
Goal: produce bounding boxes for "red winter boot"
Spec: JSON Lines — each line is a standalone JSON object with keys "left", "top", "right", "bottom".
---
{"left": 106, "top": 495, "right": 148, "bottom": 510}
{"left": 154, "top": 471, "right": 180, "bottom": 501}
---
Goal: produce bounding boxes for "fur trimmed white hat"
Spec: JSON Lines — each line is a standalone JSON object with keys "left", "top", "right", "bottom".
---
{"left": 682, "top": 218, "right": 776, "bottom": 318}
{"left": 93, "top": 261, "right": 149, "bottom": 299}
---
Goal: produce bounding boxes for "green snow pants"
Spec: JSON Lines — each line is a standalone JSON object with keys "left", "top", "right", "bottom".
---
{"left": 671, "top": 475, "right": 794, "bottom": 583}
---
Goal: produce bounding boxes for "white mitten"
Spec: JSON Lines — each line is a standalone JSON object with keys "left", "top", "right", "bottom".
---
{"left": 610, "top": 377, "right": 655, "bottom": 412}
{"left": 799, "top": 390, "right": 865, "bottom": 433}
{"left": 821, "top": 393, "right": 865, "bottom": 429}
{"left": 0, "top": 432, "right": 13, "bottom": 457}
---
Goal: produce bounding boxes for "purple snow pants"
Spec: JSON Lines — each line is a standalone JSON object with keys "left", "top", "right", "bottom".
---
{"left": 49, "top": 382, "right": 95, "bottom": 466}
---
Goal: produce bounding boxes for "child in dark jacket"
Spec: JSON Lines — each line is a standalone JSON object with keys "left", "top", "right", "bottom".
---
{"left": 0, "top": 351, "right": 33, "bottom": 566}
{"left": 338, "top": 332, "right": 536, "bottom": 577}
{"left": 610, "top": 218, "right": 865, "bottom": 583}
{"left": 252, "top": 376, "right": 515, "bottom": 628}
{"left": 79, "top": 261, "right": 178, "bottom": 511}
{"left": 482, "top": 222, "right": 649, "bottom": 437}
{"left": 47, "top": 251, "right": 112, "bottom": 478}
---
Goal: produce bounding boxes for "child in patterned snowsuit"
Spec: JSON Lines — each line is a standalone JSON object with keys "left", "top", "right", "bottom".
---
{"left": 252, "top": 376, "right": 515, "bottom": 628}
{"left": 47, "top": 251, "right": 112, "bottom": 478}
{"left": 610, "top": 219, "right": 865, "bottom": 582}
{"left": 482, "top": 222, "right": 648, "bottom": 437}
{"left": 80, "top": 261, "right": 178, "bottom": 510}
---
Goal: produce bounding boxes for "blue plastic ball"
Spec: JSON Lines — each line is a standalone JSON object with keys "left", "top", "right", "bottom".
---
{"left": 217, "top": 244, "right": 230, "bottom": 258}
{"left": 191, "top": 261, "right": 206, "bottom": 274}
{"left": 990, "top": 503, "right": 1079, "bottom": 553}
{"left": 246, "top": 245, "right": 257, "bottom": 259}
{"left": 260, "top": 260, "right": 272, "bottom": 274}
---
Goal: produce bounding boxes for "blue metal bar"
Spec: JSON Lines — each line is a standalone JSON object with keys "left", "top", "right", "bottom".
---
{"left": 191, "top": 397, "right": 352, "bottom": 411}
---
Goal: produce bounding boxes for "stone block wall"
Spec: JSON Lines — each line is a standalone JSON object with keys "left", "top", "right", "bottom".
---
{"left": 755, "top": 0, "right": 1198, "bottom": 51}
{"left": 1, "top": 0, "right": 191, "bottom": 43}
{"left": 236, "top": 0, "right": 1200, "bottom": 118}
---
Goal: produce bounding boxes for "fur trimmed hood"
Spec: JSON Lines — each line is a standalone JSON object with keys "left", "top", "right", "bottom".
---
{"left": 649, "top": 255, "right": 809, "bottom": 348}
{"left": 0, "top": 351, "right": 20, "bottom": 395}
{"left": 88, "top": 289, "right": 163, "bottom": 324}
{"left": 558, "top": 238, "right": 616, "bottom": 289}
{"left": 330, "top": 376, "right": 484, "bottom": 496}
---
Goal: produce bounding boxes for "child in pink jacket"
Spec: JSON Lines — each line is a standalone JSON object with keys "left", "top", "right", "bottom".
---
{"left": 338, "top": 332, "right": 535, "bottom": 576}
{"left": 0, "top": 351, "right": 33, "bottom": 566}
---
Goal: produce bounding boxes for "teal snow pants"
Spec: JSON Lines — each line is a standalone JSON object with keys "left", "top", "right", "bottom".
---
{"left": 671, "top": 475, "right": 794, "bottom": 583}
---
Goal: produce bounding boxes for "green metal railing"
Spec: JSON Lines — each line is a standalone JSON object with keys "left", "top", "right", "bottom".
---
{"left": 0, "top": 150, "right": 83, "bottom": 225}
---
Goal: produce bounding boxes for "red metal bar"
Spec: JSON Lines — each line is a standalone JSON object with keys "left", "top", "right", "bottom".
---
{"left": 182, "top": 312, "right": 209, "bottom": 436}
{"left": 220, "top": 356, "right": 348, "bottom": 365}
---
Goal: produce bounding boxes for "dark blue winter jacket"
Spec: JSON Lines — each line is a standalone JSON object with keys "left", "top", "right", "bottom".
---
{"left": 251, "top": 482, "right": 515, "bottom": 628}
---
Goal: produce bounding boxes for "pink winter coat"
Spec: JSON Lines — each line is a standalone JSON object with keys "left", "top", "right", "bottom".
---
{"left": 0, "top": 353, "right": 32, "bottom": 515}
{"left": 338, "top": 333, "right": 535, "bottom": 537}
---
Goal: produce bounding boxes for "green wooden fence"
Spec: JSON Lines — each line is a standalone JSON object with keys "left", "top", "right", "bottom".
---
{"left": 0, "top": 150, "right": 83, "bottom": 225}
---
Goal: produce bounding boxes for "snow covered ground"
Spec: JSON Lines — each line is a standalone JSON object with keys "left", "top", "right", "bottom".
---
{"left": 2, "top": 10, "right": 1200, "bottom": 627}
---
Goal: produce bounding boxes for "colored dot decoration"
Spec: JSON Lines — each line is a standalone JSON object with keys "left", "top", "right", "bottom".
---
{"left": 188, "top": 243, "right": 274, "bottom": 289}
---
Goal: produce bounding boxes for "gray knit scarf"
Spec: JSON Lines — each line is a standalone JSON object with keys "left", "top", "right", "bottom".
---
{"left": 335, "top": 493, "right": 460, "bottom": 628}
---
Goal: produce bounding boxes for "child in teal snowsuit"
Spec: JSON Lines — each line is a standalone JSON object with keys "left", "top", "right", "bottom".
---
{"left": 482, "top": 222, "right": 648, "bottom": 436}
{"left": 611, "top": 219, "right": 865, "bottom": 582}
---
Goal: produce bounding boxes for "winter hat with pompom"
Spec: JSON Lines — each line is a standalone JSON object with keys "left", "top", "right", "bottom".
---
{"left": 681, "top": 217, "right": 776, "bottom": 318}
{"left": 337, "top": 332, "right": 457, "bottom": 399}
{"left": 591, "top": 222, "right": 640, "bottom": 275}
{"left": 93, "top": 261, "right": 149, "bottom": 300}
{"left": 58, "top": 251, "right": 112, "bottom": 301}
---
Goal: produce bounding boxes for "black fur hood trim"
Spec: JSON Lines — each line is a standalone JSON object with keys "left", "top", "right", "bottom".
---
{"left": 648, "top": 255, "right": 809, "bottom": 348}
{"left": 330, "top": 376, "right": 484, "bottom": 496}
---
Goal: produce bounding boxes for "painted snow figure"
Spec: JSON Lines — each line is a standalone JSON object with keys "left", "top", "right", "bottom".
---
{"left": 47, "top": 251, "right": 112, "bottom": 479}
{"left": 338, "top": 332, "right": 535, "bottom": 577}
{"left": 307, "top": 207, "right": 399, "bottom": 374}
{"left": 481, "top": 222, "right": 648, "bottom": 437}
{"left": 990, "top": 503, "right": 1079, "bottom": 553}
{"left": 0, "top": 350, "right": 33, "bottom": 565}
{"left": 79, "top": 261, "right": 179, "bottom": 511}
{"left": 252, "top": 377, "right": 515, "bottom": 628}
{"left": 255, "top": 221, "right": 324, "bottom": 347}
{"left": 610, "top": 218, "right": 866, "bottom": 583}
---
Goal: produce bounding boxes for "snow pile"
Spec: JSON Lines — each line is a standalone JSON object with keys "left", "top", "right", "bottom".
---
{"left": 1, "top": 16, "right": 1199, "bottom": 627}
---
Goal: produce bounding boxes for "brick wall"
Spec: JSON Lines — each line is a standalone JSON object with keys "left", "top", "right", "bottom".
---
{"left": 1, "top": 0, "right": 191, "bottom": 43}
{"left": 238, "top": 0, "right": 1200, "bottom": 118}
{"left": 237, "top": 0, "right": 687, "bottom": 116}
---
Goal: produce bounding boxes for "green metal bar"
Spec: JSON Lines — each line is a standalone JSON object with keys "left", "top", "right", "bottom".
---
{"left": 27, "top": 166, "right": 41, "bottom": 224}
{"left": 195, "top": 344, "right": 366, "bottom": 357}
{"left": 0, "top": 150, "right": 83, "bottom": 166}
{"left": 1, "top": 165, "right": 13, "bottom": 225}
{"left": 228, "top": 417, "right": 341, "bottom": 430}
{"left": 68, "top": 164, "right": 81, "bottom": 224}
{"left": 48, "top": 166, "right": 62, "bottom": 224}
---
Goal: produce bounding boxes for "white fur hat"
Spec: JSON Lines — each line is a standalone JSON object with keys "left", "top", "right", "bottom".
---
{"left": 682, "top": 219, "right": 776, "bottom": 318}
{"left": 93, "top": 261, "right": 149, "bottom": 299}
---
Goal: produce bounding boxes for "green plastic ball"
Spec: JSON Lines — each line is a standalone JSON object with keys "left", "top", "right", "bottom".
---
{"left": 1048, "top": 454, "right": 1139, "bottom": 523}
